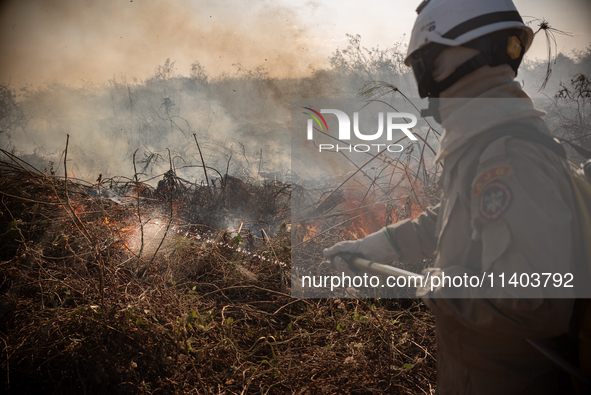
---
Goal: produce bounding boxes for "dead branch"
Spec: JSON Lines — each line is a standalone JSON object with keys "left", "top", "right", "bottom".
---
{"left": 132, "top": 149, "right": 145, "bottom": 268}
{"left": 193, "top": 133, "right": 210, "bottom": 188}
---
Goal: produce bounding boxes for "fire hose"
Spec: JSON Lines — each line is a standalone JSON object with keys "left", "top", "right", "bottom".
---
{"left": 335, "top": 252, "right": 423, "bottom": 280}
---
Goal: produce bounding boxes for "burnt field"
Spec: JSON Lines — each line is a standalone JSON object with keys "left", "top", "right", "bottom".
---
{"left": 1, "top": 30, "right": 589, "bottom": 394}
{"left": 0, "top": 148, "right": 437, "bottom": 394}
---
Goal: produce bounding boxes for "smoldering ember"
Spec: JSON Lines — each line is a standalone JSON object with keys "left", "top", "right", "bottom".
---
{"left": 1, "top": 29, "right": 591, "bottom": 395}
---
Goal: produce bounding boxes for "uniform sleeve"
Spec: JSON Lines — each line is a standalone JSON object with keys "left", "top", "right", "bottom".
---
{"left": 385, "top": 203, "right": 440, "bottom": 262}
{"left": 417, "top": 138, "right": 576, "bottom": 338}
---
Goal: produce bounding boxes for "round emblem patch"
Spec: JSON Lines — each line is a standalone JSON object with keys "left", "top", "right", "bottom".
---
{"left": 479, "top": 181, "right": 512, "bottom": 220}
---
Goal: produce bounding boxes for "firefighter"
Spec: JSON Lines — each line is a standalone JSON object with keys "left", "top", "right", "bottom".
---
{"left": 324, "top": 0, "right": 582, "bottom": 393}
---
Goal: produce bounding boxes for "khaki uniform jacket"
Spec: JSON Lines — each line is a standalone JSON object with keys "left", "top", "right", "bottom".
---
{"left": 386, "top": 115, "right": 580, "bottom": 394}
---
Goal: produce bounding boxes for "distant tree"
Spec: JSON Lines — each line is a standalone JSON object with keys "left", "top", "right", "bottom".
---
{"left": 0, "top": 83, "right": 26, "bottom": 138}
{"left": 190, "top": 61, "right": 209, "bottom": 86}
{"left": 329, "top": 34, "right": 414, "bottom": 94}
{"left": 549, "top": 73, "right": 591, "bottom": 156}
{"left": 152, "top": 58, "right": 177, "bottom": 81}
{"left": 573, "top": 45, "right": 591, "bottom": 77}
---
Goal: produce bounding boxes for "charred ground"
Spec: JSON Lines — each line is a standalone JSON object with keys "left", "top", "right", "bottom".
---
{"left": 0, "top": 151, "right": 436, "bottom": 395}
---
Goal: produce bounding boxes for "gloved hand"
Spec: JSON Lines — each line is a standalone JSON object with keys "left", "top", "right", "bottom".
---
{"left": 323, "top": 228, "right": 401, "bottom": 275}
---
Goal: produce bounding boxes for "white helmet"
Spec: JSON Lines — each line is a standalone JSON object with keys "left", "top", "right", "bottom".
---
{"left": 405, "top": 0, "right": 534, "bottom": 98}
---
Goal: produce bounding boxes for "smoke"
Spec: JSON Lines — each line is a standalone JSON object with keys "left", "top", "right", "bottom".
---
{"left": 0, "top": 0, "right": 339, "bottom": 183}
{"left": 0, "top": 0, "right": 328, "bottom": 86}
{"left": 2, "top": 73, "right": 298, "bottom": 184}
{"left": 1, "top": 0, "right": 589, "bottom": 188}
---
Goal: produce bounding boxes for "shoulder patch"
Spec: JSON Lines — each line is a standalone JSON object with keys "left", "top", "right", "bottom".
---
{"left": 471, "top": 165, "right": 512, "bottom": 196}
{"left": 479, "top": 181, "right": 512, "bottom": 220}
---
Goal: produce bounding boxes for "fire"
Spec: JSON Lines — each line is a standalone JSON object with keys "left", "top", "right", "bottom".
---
{"left": 107, "top": 209, "right": 173, "bottom": 255}
{"left": 302, "top": 223, "right": 321, "bottom": 242}
{"left": 338, "top": 186, "right": 388, "bottom": 240}
{"left": 70, "top": 202, "right": 85, "bottom": 215}
{"left": 121, "top": 191, "right": 139, "bottom": 204}
{"left": 294, "top": 162, "right": 432, "bottom": 246}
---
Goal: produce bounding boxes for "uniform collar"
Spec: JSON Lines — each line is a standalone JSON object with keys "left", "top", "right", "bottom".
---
{"left": 435, "top": 80, "right": 545, "bottom": 163}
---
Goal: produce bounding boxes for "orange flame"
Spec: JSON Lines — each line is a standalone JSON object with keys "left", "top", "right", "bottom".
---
{"left": 296, "top": 167, "right": 430, "bottom": 244}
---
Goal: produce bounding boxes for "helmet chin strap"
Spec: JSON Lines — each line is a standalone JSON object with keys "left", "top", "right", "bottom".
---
{"left": 417, "top": 30, "right": 525, "bottom": 123}
{"left": 420, "top": 52, "right": 488, "bottom": 124}
{"left": 435, "top": 52, "right": 491, "bottom": 94}
{"left": 420, "top": 99, "right": 442, "bottom": 124}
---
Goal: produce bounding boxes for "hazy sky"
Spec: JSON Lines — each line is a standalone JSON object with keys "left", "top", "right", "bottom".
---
{"left": 1, "top": 0, "right": 590, "bottom": 87}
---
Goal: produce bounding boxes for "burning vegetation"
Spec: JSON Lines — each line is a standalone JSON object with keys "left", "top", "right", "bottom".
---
{"left": 0, "top": 141, "right": 437, "bottom": 394}
{"left": 0, "top": 30, "right": 589, "bottom": 394}
{"left": 0, "top": 36, "right": 445, "bottom": 394}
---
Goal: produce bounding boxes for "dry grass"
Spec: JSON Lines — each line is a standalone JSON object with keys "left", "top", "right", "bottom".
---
{"left": 0, "top": 153, "right": 436, "bottom": 395}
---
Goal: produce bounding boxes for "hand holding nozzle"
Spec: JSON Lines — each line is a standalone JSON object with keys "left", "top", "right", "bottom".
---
{"left": 323, "top": 227, "right": 400, "bottom": 262}
{"left": 323, "top": 227, "right": 422, "bottom": 279}
{"left": 334, "top": 252, "right": 423, "bottom": 280}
